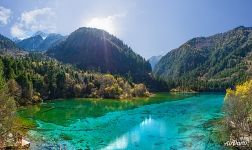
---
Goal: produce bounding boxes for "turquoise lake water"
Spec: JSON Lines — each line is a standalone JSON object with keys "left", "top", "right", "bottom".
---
{"left": 18, "top": 93, "right": 226, "bottom": 150}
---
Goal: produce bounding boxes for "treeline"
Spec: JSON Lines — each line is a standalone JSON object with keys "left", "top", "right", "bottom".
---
{"left": 166, "top": 76, "right": 248, "bottom": 92}
{"left": 165, "top": 66, "right": 250, "bottom": 92}
{"left": 0, "top": 54, "right": 150, "bottom": 105}
{"left": 158, "top": 58, "right": 249, "bottom": 92}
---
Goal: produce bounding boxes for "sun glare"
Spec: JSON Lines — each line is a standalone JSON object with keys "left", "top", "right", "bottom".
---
{"left": 86, "top": 16, "right": 116, "bottom": 35}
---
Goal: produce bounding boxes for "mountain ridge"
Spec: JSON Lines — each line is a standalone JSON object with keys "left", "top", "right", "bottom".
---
{"left": 16, "top": 33, "right": 65, "bottom": 51}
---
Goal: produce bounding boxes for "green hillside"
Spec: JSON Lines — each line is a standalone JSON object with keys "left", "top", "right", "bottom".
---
{"left": 47, "top": 27, "right": 167, "bottom": 91}
{"left": 154, "top": 26, "right": 252, "bottom": 91}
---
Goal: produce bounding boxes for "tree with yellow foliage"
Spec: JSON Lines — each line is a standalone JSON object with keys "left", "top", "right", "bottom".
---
{"left": 224, "top": 80, "right": 252, "bottom": 144}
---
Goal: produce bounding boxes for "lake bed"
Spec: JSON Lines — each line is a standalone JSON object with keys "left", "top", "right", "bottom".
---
{"left": 18, "top": 93, "right": 225, "bottom": 150}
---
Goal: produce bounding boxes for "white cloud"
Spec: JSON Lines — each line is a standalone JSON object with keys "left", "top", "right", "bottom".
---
{"left": 11, "top": 7, "right": 56, "bottom": 39}
{"left": 84, "top": 13, "right": 126, "bottom": 35}
{"left": 10, "top": 25, "right": 26, "bottom": 39}
{"left": 0, "top": 6, "right": 11, "bottom": 25}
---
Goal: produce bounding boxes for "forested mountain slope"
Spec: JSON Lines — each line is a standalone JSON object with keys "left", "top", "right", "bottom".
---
{"left": 0, "top": 34, "right": 26, "bottom": 56}
{"left": 47, "top": 27, "right": 167, "bottom": 91}
{"left": 47, "top": 27, "right": 151, "bottom": 76}
{"left": 154, "top": 26, "right": 252, "bottom": 91}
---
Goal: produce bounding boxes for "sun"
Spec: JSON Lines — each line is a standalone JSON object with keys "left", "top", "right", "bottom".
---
{"left": 85, "top": 16, "right": 117, "bottom": 35}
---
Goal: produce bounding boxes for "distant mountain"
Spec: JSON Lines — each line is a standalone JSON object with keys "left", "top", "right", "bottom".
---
{"left": 16, "top": 33, "right": 65, "bottom": 51}
{"left": 148, "top": 55, "right": 162, "bottom": 69}
{"left": 154, "top": 26, "right": 252, "bottom": 91}
{"left": 0, "top": 34, "right": 26, "bottom": 56}
{"left": 17, "top": 35, "right": 44, "bottom": 51}
{"left": 32, "top": 31, "right": 48, "bottom": 39}
{"left": 38, "top": 33, "right": 66, "bottom": 50}
{"left": 12, "top": 37, "right": 21, "bottom": 43}
{"left": 46, "top": 27, "right": 165, "bottom": 90}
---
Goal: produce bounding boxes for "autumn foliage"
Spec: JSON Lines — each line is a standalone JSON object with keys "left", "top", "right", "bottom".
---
{"left": 224, "top": 80, "right": 252, "bottom": 146}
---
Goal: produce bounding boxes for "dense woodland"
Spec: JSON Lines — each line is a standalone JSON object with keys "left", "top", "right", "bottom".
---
{"left": 0, "top": 54, "right": 150, "bottom": 105}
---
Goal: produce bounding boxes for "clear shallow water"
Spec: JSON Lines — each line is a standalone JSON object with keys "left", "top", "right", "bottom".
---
{"left": 18, "top": 93, "right": 225, "bottom": 150}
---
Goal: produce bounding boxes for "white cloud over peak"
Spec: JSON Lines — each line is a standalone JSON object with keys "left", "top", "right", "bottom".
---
{"left": 11, "top": 7, "right": 56, "bottom": 39}
{"left": 84, "top": 13, "right": 126, "bottom": 35}
{"left": 0, "top": 6, "right": 11, "bottom": 25}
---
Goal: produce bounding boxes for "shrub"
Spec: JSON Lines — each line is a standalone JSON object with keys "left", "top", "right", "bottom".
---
{"left": 224, "top": 80, "right": 252, "bottom": 144}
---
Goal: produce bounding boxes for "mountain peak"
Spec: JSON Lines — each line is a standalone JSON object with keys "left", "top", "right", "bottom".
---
{"left": 46, "top": 27, "right": 152, "bottom": 84}
{"left": 235, "top": 25, "right": 247, "bottom": 30}
{"left": 12, "top": 37, "right": 21, "bottom": 43}
{"left": 233, "top": 26, "right": 252, "bottom": 31}
{"left": 33, "top": 31, "right": 48, "bottom": 39}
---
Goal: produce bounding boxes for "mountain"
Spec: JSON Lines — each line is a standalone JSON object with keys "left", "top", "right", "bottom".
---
{"left": 16, "top": 35, "right": 44, "bottom": 51}
{"left": 47, "top": 27, "right": 151, "bottom": 78}
{"left": 12, "top": 37, "right": 21, "bottom": 43}
{"left": 46, "top": 27, "right": 164, "bottom": 90}
{"left": 16, "top": 33, "right": 65, "bottom": 51}
{"left": 0, "top": 34, "right": 25, "bottom": 56}
{"left": 38, "top": 33, "right": 66, "bottom": 50}
{"left": 154, "top": 26, "right": 252, "bottom": 91}
{"left": 32, "top": 31, "right": 48, "bottom": 39}
{"left": 148, "top": 55, "right": 162, "bottom": 69}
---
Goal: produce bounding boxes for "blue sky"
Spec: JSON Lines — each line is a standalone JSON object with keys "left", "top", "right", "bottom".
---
{"left": 0, "top": 0, "right": 252, "bottom": 58}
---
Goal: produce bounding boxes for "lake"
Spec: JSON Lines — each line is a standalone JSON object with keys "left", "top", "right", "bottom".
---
{"left": 18, "top": 93, "right": 226, "bottom": 150}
